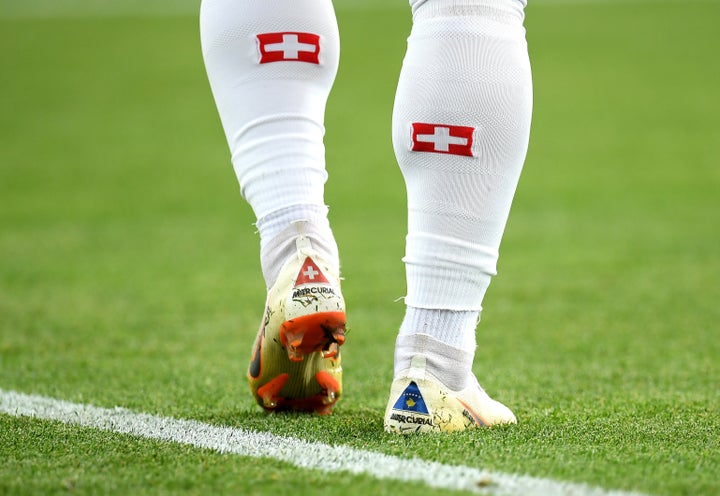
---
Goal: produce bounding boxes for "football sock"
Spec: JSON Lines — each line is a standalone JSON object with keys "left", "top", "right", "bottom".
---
{"left": 200, "top": 0, "right": 340, "bottom": 287}
{"left": 393, "top": 0, "right": 532, "bottom": 384}
{"left": 257, "top": 205, "right": 338, "bottom": 289}
{"left": 399, "top": 307, "right": 478, "bottom": 350}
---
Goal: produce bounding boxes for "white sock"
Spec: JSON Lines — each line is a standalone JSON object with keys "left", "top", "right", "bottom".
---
{"left": 257, "top": 205, "right": 338, "bottom": 288}
{"left": 399, "top": 307, "right": 478, "bottom": 350}
{"left": 393, "top": 0, "right": 532, "bottom": 359}
{"left": 200, "top": 0, "right": 340, "bottom": 287}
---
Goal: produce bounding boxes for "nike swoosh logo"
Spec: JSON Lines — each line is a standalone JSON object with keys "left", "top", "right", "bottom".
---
{"left": 248, "top": 338, "right": 262, "bottom": 379}
{"left": 457, "top": 398, "right": 488, "bottom": 427}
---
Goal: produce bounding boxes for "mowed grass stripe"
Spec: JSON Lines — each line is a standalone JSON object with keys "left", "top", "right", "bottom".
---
{"left": 1, "top": 389, "right": 648, "bottom": 496}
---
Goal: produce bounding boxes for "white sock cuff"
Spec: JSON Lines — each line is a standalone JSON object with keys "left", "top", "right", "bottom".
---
{"left": 231, "top": 111, "right": 330, "bottom": 220}
{"left": 411, "top": 0, "right": 527, "bottom": 23}
{"left": 256, "top": 204, "right": 330, "bottom": 242}
{"left": 259, "top": 214, "right": 339, "bottom": 288}
{"left": 403, "top": 233, "right": 497, "bottom": 310}
{"left": 399, "top": 306, "right": 479, "bottom": 349}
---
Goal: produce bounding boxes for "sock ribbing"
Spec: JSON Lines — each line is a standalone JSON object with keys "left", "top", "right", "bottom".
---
{"left": 257, "top": 206, "right": 338, "bottom": 288}
{"left": 393, "top": 0, "right": 532, "bottom": 311}
{"left": 399, "top": 307, "right": 478, "bottom": 350}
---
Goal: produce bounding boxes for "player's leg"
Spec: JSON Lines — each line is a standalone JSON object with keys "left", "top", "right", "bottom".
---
{"left": 200, "top": 0, "right": 345, "bottom": 414}
{"left": 385, "top": 0, "right": 532, "bottom": 433}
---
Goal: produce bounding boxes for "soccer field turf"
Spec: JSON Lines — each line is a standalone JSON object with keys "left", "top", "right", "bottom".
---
{"left": 1, "top": 1, "right": 719, "bottom": 495}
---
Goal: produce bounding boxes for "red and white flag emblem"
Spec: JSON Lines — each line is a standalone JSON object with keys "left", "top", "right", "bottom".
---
{"left": 411, "top": 123, "right": 475, "bottom": 157}
{"left": 257, "top": 32, "right": 320, "bottom": 64}
{"left": 295, "top": 257, "right": 329, "bottom": 286}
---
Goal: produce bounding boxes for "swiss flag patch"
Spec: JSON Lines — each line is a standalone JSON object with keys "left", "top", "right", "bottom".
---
{"left": 257, "top": 32, "right": 320, "bottom": 64}
{"left": 411, "top": 123, "right": 475, "bottom": 157}
{"left": 294, "top": 257, "right": 329, "bottom": 286}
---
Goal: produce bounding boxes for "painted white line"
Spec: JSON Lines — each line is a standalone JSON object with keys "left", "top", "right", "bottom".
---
{"left": 1, "top": 389, "right": 646, "bottom": 496}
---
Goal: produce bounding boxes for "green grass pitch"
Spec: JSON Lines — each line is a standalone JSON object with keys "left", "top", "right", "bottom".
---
{"left": 1, "top": 1, "right": 719, "bottom": 495}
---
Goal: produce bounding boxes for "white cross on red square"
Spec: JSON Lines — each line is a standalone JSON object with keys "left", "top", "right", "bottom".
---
{"left": 257, "top": 32, "right": 320, "bottom": 64}
{"left": 411, "top": 123, "right": 475, "bottom": 157}
{"left": 302, "top": 266, "right": 319, "bottom": 280}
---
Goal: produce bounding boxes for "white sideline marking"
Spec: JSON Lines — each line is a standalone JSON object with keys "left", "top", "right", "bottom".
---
{"left": 1, "top": 389, "right": 647, "bottom": 496}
